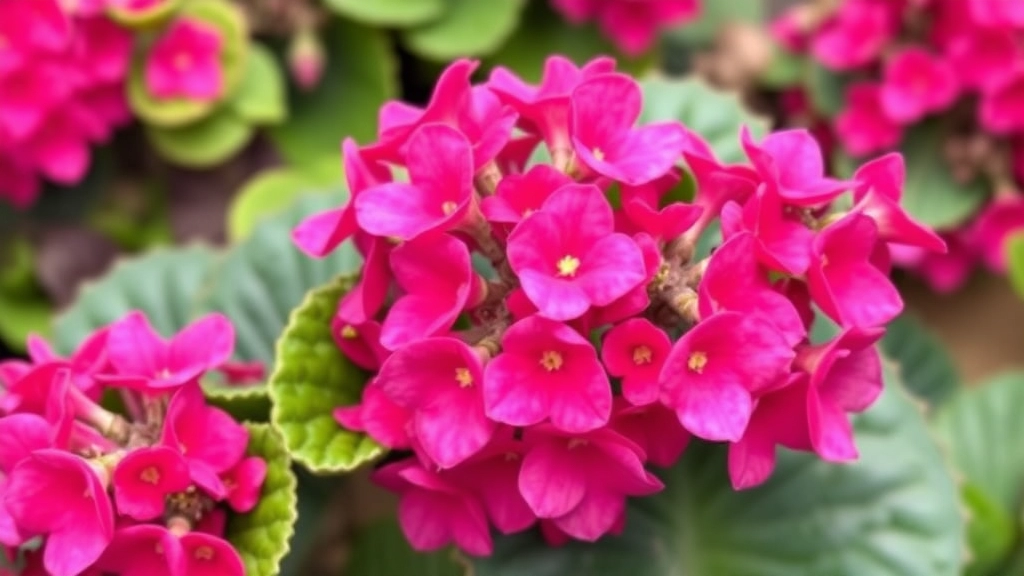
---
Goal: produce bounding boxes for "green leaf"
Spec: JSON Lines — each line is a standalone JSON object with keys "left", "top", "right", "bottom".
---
{"left": 806, "top": 62, "right": 846, "bottom": 117}
{"left": 346, "top": 519, "right": 465, "bottom": 576}
{"left": 322, "top": 0, "right": 444, "bottom": 27}
{"left": 961, "top": 483, "right": 1016, "bottom": 576}
{"left": 880, "top": 312, "right": 960, "bottom": 409}
{"left": 268, "top": 20, "right": 397, "bottom": 169}
{"left": 52, "top": 246, "right": 217, "bottom": 354}
{"left": 667, "top": 2, "right": 765, "bottom": 48}
{"left": 107, "top": 0, "right": 181, "bottom": 28}
{"left": 639, "top": 76, "right": 769, "bottom": 164}
{"left": 269, "top": 276, "right": 383, "bottom": 473}
{"left": 475, "top": 368, "right": 963, "bottom": 576}
{"left": 402, "top": 0, "right": 527, "bottom": 61}
{"left": 1007, "top": 231, "right": 1024, "bottom": 300}
{"left": 901, "top": 123, "right": 989, "bottom": 229}
{"left": 226, "top": 423, "right": 298, "bottom": 576}
{"left": 0, "top": 291, "right": 51, "bottom": 353}
{"left": 146, "top": 109, "right": 254, "bottom": 168}
{"left": 229, "top": 42, "right": 287, "bottom": 125}
{"left": 227, "top": 161, "right": 341, "bottom": 243}
{"left": 761, "top": 43, "right": 807, "bottom": 89}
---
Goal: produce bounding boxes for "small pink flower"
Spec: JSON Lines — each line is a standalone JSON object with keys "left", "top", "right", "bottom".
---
{"left": 112, "top": 446, "right": 191, "bottom": 521}
{"left": 570, "top": 73, "right": 688, "bottom": 185}
{"left": 945, "top": 28, "right": 1019, "bottom": 91}
{"left": 373, "top": 459, "right": 492, "bottom": 556}
{"left": 481, "top": 164, "right": 572, "bottom": 228}
{"left": 619, "top": 169, "right": 704, "bottom": 240}
{"left": 484, "top": 315, "right": 611, "bottom": 433}
{"left": 331, "top": 318, "right": 387, "bottom": 371}
{"left": 216, "top": 359, "right": 266, "bottom": 386}
{"left": 969, "top": 195, "right": 1024, "bottom": 272}
{"left": 742, "top": 128, "right": 848, "bottom": 206}
{"left": 0, "top": 414, "right": 57, "bottom": 474}
{"left": 551, "top": 0, "right": 699, "bottom": 55}
{"left": 610, "top": 400, "right": 690, "bottom": 467}
{"left": 835, "top": 82, "right": 903, "bottom": 156}
{"left": 969, "top": 0, "right": 1024, "bottom": 27}
{"left": 98, "top": 525, "right": 184, "bottom": 576}
{"left": 682, "top": 141, "right": 760, "bottom": 215}
{"left": 355, "top": 123, "right": 474, "bottom": 241}
{"left": 912, "top": 233, "right": 977, "bottom": 293}
{"left": 719, "top": 187, "right": 815, "bottom": 275}
{"left": 507, "top": 183, "right": 647, "bottom": 321}
{"left": 728, "top": 375, "right": 809, "bottom": 489}
{"left": 448, "top": 432, "right": 535, "bottom": 534}
{"left": 880, "top": 47, "right": 959, "bottom": 124}
{"left": 145, "top": 18, "right": 224, "bottom": 101}
{"left": 334, "top": 379, "right": 413, "bottom": 450}
{"left": 377, "top": 338, "right": 494, "bottom": 468}
{"left": 659, "top": 312, "right": 795, "bottom": 442}
{"left": 809, "top": 213, "right": 903, "bottom": 328}
{"left": 180, "top": 532, "right": 245, "bottom": 576}
{"left": 601, "top": 318, "right": 671, "bottom": 406}
{"left": 810, "top": 0, "right": 899, "bottom": 71}
{"left": 336, "top": 236, "right": 393, "bottom": 325}
{"left": 981, "top": 67, "right": 1024, "bottom": 135}
{"left": 221, "top": 457, "right": 266, "bottom": 513}
{"left": 518, "top": 425, "right": 662, "bottom": 541}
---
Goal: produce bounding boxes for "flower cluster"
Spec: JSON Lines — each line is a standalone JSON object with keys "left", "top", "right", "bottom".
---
{"left": 550, "top": 0, "right": 701, "bottom": 55}
{"left": 294, "top": 56, "right": 946, "bottom": 556}
{"left": 0, "top": 0, "right": 132, "bottom": 208}
{"left": 773, "top": 0, "right": 1024, "bottom": 291}
{"left": 0, "top": 312, "right": 263, "bottom": 576}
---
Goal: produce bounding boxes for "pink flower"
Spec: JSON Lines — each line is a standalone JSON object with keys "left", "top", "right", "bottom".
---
{"left": 335, "top": 236, "right": 393, "bottom": 325}
{"left": 835, "top": 82, "right": 903, "bottom": 156}
{"left": 377, "top": 338, "right": 494, "bottom": 468}
{"left": 448, "top": 432, "right": 535, "bottom": 534}
{"left": 221, "top": 457, "right": 266, "bottom": 513}
{"left": 610, "top": 400, "right": 690, "bottom": 467}
{"left": 334, "top": 379, "right": 413, "bottom": 449}
{"left": 484, "top": 315, "right": 611, "bottom": 433}
{"left": 381, "top": 234, "right": 483, "bottom": 350}
{"left": 4, "top": 450, "right": 114, "bottom": 576}
{"left": 507, "top": 183, "right": 646, "bottom": 321}
{"left": 331, "top": 318, "right": 387, "bottom": 372}
{"left": 481, "top": 164, "right": 572, "bottom": 229}
{"left": 810, "top": 0, "right": 899, "bottom": 71}
{"left": 809, "top": 213, "right": 903, "bottom": 328}
{"left": 913, "top": 233, "right": 977, "bottom": 293}
{"left": 570, "top": 73, "right": 688, "bottom": 185}
{"left": 880, "top": 47, "right": 959, "bottom": 123}
{"left": 719, "top": 187, "right": 815, "bottom": 275}
{"left": 551, "top": 0, "right": 699, "bottom": 55}
{"left": 659, "top": 312, "right": 795, "bottom": 442}
{"left": 969, "top": 0, "right": 1024, "bottom": 27}
{"left": 355, "top": 124, "right": 474, "bottom": 241}
{"left": 727, "top": 375, "right": 810, "bottom": 489}
{"left": 518, "top": 425, "right": 662, "bottom": 541}
{"left": 144, "top": 18, "right": 224, "bottom": 102}
{"left": 945, "top": 28, "right": 1019, "bottom": 91}
{"left": 98, "top": 525, "right": 184, "bottom": 576}
{"left": 600, "top": 318, "right": 671, "bottom": 406}
{"left": 104, "top": 311, "right": 235, "bottom": 391}
{"left": 112, "top": 446, "right": 191, "bottom": 521}
{"left": 981, "top": 67, "right": 1024, "bottom": 135}
{"left": 682, "top": 139, "right": 760, "bottom": 215}
{"left": 619, "top": 169, "right": 704, "bottom": 240}
{"left": 970, "top": 195, "right": 1024, "bottom": 272}
{"left": 373, "top": 459, "right": 492, "bottom": 556}
{"left": 742, "top": 128, "right": 848, "bottom": 206}
{"left": 180, "top": 532, "right": 245, "bottom": 576}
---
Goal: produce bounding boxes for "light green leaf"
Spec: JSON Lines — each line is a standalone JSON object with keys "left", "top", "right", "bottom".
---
{"left": 108, "top": 0, "right": 181, "bottom": 28}
{"left": 227, "top": 161, "right": 342, "bottom": 243}
{"left": 639, "top": 76, "right": 769, "bottom": 164}
{"left": 475, "top": 368, "right": 963, "bottom": 576}
{"left": 0, "top": 291, "right": 52, "bottom": 353}
{"left": 146, "top": 109, "right": 254, "bottom": 168}
{"left": 761, "top": 43, "right": 807, "bottom": 89}
{"left": 226, "top": 423, "right": 298, "bottom": 576}
{"left": 269, "top": 276, "right": 383, "bottom": 473}
{"left": 229, "top": 42, "right": 287, "bottom": 125}
{"left": 961, "top": 483, "right": 1016, "bottom": 576}
{"left": 402, "top": 0, "right": 527, "bottom": 61}
{"left": 1007, "top": 231, "right": 1024, "bottom": 300}
{"left": 52, "top": 246, "right": 217, "bottom": 354}
{"left": 880, "top": 312, "right": 960, "bottom": 409}
{"left": 901, "top": 123, "right": 989, "bottom": 229}
{"left": 346, "top": 519, "right": 465, "bottom": 576}
{"left": 268, "top": 20, "right": 397, "bottom": 169}
{"left": 323, "top": 0, "right": 444, "bottom": 27}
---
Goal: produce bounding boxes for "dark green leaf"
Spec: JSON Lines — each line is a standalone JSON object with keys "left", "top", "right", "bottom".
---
{"left": 346, "top": 519, "right": 466, "bottom": 576}
{"left": 880, "top": 312, "right": 960, "bottom": 408}
{"left": 901, "top": 123, "right": 989, "bottom": 229}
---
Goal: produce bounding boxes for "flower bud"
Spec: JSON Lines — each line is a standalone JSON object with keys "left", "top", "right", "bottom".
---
{"left": 287, "top": 30, "right": 325, "bottom": 92}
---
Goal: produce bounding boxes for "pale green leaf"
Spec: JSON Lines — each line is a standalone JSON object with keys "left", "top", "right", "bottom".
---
{"left": 229, "top": 42, "right": 288, "bottom": 125}
{"left": 402, "top": 0, "right": 527, "bottom": 61}
{"left": 322, "top": 0, "right": 444, "bottom": 27}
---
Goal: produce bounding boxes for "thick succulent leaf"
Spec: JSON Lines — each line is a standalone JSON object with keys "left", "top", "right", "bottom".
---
{"left": 346, "top": 519, "right": 466, "bottom": 576}
{"left": 1007, "top": 231, "right": 1024, "bottom": 300}
{"left": 269, "top": 276, "right": 383, "bottom": 472}
{"left": 229, "top": 42, "right": 288, "bottom": 125}
{"left": 639, "top": 77, "right": 769, "bottom": 164}
{"left": 226, "top": 423, "right": 298, "bottom": 576}
{"left": 268, "top": 20, "right": 397, "bottom": 169}
{"left": 322, "top": 0, "right": 444, "bottom": 27}
{"left": 108, "top": 0, "right": 180, "bottom": 27}
{"left": 51, "top": 246, "right": 217, "bottom": 354}
{"left": 146, "top": 108, "right": 254, "bottom": 168}
{"left": 402, "top": 0, "right": 527, "bottom": 61}
{"left": 227, "top": 161, "right": 342, "bottom": 243}
{"left": 880, "top": 312, "right": 960, "bottom": 409}
{"left": 901, "top": 123, "right": 989, "bottom": 229}
{"left": 474, "top": 368, "right": 963, "bottom": 576}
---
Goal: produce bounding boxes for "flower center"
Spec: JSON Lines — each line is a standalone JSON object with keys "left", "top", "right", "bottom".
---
{"left": 556, "top": 255, "right": 580, "bottom": 277}
{"left": 568, "top": 438, "right": 588, "bottom": 449}
{"left": 441, "top": 201, "right": 458, "bottom": 215}
{"left": 140, "top": 466, "right": 161, "bottom": 485}
{"left": 173, "top": 52, "right": 192, "bottom": 71}
{"left": 455, "top": 367, "right": 473, "bottom": 388}
{"left": 158, "top": 368, "right": 172, "bottom": 379}
{"left": 340, "top": 324, "right": 358, "bottom": 339}
{"left": 592, "top": 147, "right": 605, "bottom": 161}
{"left": 540, "top": 350, "right": 564, "bottom": 371}
{"left": 195, "top": 546, "right": 214, "bottom": 561}
{"left": 632, "top": 345, "right": 653, "bottom": 365}
{"left": 687, "top": 351, "right": 708, "bottom": 373}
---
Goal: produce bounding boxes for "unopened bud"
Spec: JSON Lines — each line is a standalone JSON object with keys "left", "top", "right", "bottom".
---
{"left": 288, "top": 30, "right": 325, "bottom": 92}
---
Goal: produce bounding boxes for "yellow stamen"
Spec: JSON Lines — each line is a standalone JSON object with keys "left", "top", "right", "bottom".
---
{"left": 195, "top": 546, "right": 214, "bottom": 561}
{"left": 556, "top": 255, "right": 581, "bottom": 277}
{"left": 687, "top": 351, "right": 708, "bottom": 374}
{"left": 592, "top": 147, "right": 605, "bottom": 161}
{"left": 340, "top": 325, "right": 358, "bottom": 339}
{"left": 455, "top": 367, "right": 473, "bottom": 388}
{"left": 632, "top": 345, "right": 653, "bottom": 365}
{"left": 567, "top": 438, "right": 588, "bottom": 449}
{"left": 140, "top": 466, "right": 161, "bottom": 485}
{"left": 441, "top": 201, "right": 458, "bottom": 215}
{"left": 540, "top": 351, "right": 564, "bottom": 372}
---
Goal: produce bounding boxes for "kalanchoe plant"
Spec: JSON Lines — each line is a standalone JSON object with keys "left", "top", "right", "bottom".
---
{"left": 285, "top": 55, "right": 948, "bottom": 556}
{"left": 0, "top": 311, "right": 273, "bottom": 576}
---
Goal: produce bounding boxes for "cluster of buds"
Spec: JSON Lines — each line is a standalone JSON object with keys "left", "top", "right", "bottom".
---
{"left": 549, "top": 0, "right": 701, "bottom": 55}
{"left": 0, "top": 312, "right": 264, "bottom": 576}
{"left": 774, "top": 0, "right": 1024, "bottom": 290}
{"left": 293, "top": 56, "right": 946, "bottom": 556}
{"left": 0, "top": 0, "right": 133, "bottom": 208}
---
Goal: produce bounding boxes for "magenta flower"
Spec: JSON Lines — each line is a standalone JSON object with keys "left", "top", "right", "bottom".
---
{"left": 970, "top": 195, "right": 1024, "bottom": 272}
{"left": 601, "top": 318, "right": 671, "bottom": 406}
{"left": 485, "top": 316, "right": 611, "bottom": 433}
{"left": 728, "top": 375, "right": 810, "bottom": 489}
{"left": 610, "top": 400, "right": 690, "bottom": 467}
{"left": 145, "top": 18, "right": 224, "bottom": 102}
{"left": 331, "top": 318, "right": 387, "bottom": 371}
{"left": 381, "top": 234, "right": 483, "bottom": 350}
{"left": 104, "top": 311, "right": 234, "bottom": 390}
{"left": 180, "top": 532, "right": 245, "bottom": 576}
{"left": 880, "top": 48, "right": 958, "bottom": 124}
{"left": 518, "top": 425, "right": 662, "bottom": 541}
{"left": 682, "top": 141, "right": 760, "bottom": 215}
{"left": 946, "top": 28, "right": 1019, "bottom": 91}
{"left": 835, "top": 82, "right": 903, "bottom": 156}
{"left": 981, "top": 67, "right": 1024, "bottom": 134}
{"left": 98, "top": 525, "right": 184, "bottom": 576}
{"left": 570, "top": 73, "right": 688, "bottom": 185}
{"left": 4, "top": 450, "right": 114, "bottom": 576}
{"left": 659, "top": 312, "right": 795, "bottom": 442}
{"left": 742, "top": 128, "right": 848, "bottom": 206}
{"left": 481, "top": 164, "right": 572, "bottom": 228}
{"left": 507, "top": 183, "right": 647, "bottom": 321}
{"left": 112, "top": 446, "right": 191, "bottom": 521}
{"left": 809, "top": 213, "right": 903, "bottom": 328}
{"left": 810, "top": 0, "right": 899, "bottom": 71}
{"left": 970, "top": 0, "right": 1024, "bottom": 27}
{"left": 355, "top": 123, "right": 474, "bottom": 241}
{"left": 373, "top": 459, "right": 492, "bottom": 556}
{"left": 334, "top": 380, "right": 413, "bottom": 450}
{"left": 449, "top": 432, "right": 535, "bottom": 534}
{"left": 377, "top": 338, "right": 494, "bottom": 468}
{"left": 719, "top": 187, "right": 815, "bottom": 275}
{"left": 551, "top": 0, "right": 699, "bottom": 55}
{"left": 335, "top": 235, "right": 393, "bottom": 325}
{"left": 619, "top": 170, "right": 704, "bottom": 240}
